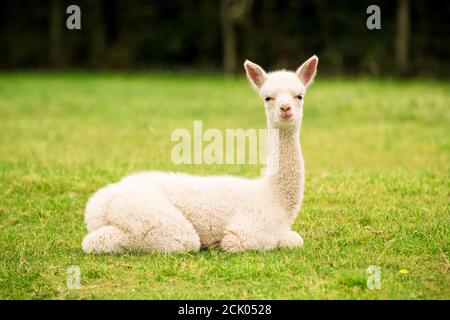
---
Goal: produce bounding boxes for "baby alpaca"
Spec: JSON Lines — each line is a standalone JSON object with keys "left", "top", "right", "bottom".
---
{"left": 82, "top": 55, "right": 319, "bottom": 253}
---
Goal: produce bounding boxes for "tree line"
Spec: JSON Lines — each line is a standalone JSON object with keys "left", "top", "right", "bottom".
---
{"left": 0, "top": 0, "right": 448, "bottom": 77}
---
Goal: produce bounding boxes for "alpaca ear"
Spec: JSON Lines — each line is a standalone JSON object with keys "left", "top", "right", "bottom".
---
{"left": 296, "top": 55, "right": 318, "bottom": 87}
{"left": 244, "top": 60, "right": 267, "bottom": 90}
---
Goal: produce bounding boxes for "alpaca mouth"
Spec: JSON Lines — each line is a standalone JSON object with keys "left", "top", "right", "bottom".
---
{"left": 280, "top": 112, "right": 293, "bottom": 120}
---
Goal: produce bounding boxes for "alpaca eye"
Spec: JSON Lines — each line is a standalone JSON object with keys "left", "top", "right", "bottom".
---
{"left": 296, "top": 95, "right": 304, "bottom": 101}
{"left": 265, "top": 97, "right": 273, "bottom": 102}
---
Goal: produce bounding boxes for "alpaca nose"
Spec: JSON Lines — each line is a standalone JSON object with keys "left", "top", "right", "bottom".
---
{"left": 280, "top": 104, "right": 291, "bottom": 112}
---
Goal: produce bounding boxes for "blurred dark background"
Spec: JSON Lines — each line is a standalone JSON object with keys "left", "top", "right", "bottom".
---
{"left": 0, "top": 0, "right": 449, "bottom": 76}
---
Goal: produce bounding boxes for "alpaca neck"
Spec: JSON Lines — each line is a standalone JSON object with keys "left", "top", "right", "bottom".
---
{"left": 264, "top": 125, "right": 304, "bottom": 215}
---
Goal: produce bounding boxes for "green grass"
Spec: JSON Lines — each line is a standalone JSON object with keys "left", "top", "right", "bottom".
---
{"left": 0, "top": 72, "right": 449, "bottom": 299}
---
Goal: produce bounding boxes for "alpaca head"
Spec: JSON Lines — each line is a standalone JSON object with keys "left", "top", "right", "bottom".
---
{"left": 244, "top": 55, "right": 318, "bottom": 130}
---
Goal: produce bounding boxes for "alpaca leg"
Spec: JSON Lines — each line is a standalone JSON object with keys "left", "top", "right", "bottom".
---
{"left": 220, "top": 213, "right": 303, "bottom": 252}
{"left": 84, "top": 183, "right": 117, "bottom": 232}
{"left": 220, "top": 230, "right": 249, "bottom": 253}
{"left": 221, "top": 230, "right": 279, "bottom": 252}
{"left": 220, "top": 214, "right": 280, "bottom": 252}
{"left": 139, "top": 212, "right": 201, "bottom": 253}
{"left": 103, "top": 187, "right": 200, "bottom": 253}
{"left": 82, "top": 226, "right": 131, "bottom": 254}
{"left": 278, "top": 230, "right": 304, "bottom": 249}
{"left": 221, "top": 229, "right": 303, "bottom": 252}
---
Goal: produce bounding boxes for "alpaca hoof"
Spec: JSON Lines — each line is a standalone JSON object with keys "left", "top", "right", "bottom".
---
{"left": 82, "top": 226, "right": 128, "bottom": 254}
{"left": 178, "top": 236, "right": 201, "bottom": 253}
{"left": 278, "top": 231, "right": 304, "bottom": 249}
{"left": 220, "top": 232, "right": 245, "bottom": 253}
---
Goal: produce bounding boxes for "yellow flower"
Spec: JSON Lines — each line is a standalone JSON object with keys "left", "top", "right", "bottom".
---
{"left": 399, "top": 268, "right": 409, "bottom": 275}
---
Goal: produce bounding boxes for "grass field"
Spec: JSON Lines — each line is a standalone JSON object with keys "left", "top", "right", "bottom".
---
{"left": 0, "top": 72, "right": 448, "bottom": 299}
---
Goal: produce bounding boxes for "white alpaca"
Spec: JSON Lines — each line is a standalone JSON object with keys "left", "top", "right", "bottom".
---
{"left": 82, "top": 55, "right": 319, "bottom": 253}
